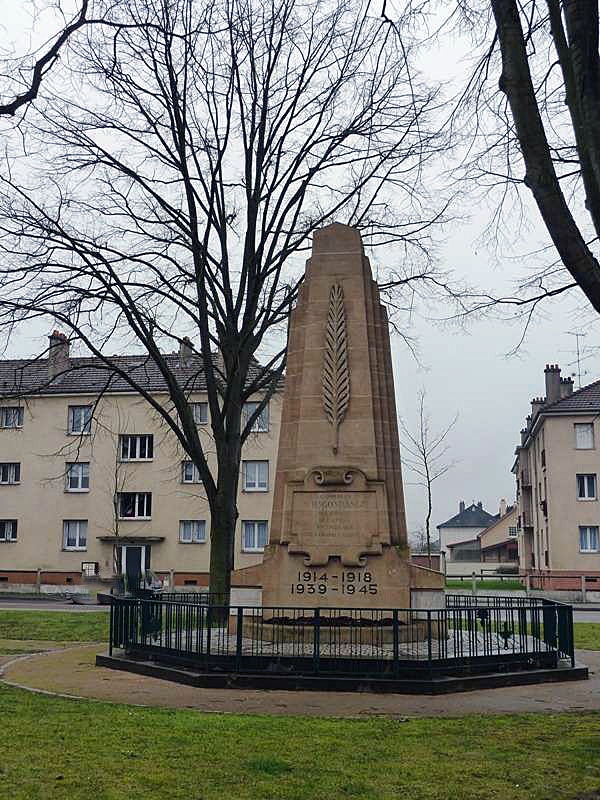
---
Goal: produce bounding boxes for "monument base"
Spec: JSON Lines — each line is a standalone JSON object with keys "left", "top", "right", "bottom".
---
{"left": 233, "top": 544, "right": 444, "bottom": 611}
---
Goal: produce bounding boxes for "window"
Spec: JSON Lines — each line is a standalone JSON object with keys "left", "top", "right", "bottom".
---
{"left": 0, "top": 463, "right": 20, "bottom": 484}
{"left": 81, "top": 561, "right": 99, "bottom": 577}
{"left": 0, "top": 407, "right": 23, "bottom": 428}
{"left": 577, "top": 474, "right": 597, "bottom": 500}
{"left": 508, "top": 526, "right": 517, "bottom": 537}
{"left": 243, "top": 460, "right": 269, "bottom": 492}
{"left": 191, "top": 402, "right": 208, "bottom": 424}
{"left": 118, "top": 492, "right": 152, "bottom": 519}
{"left": 68, "top": 405, "right": 92, "bottom": 434}
{"left": 243, "top": 401, "right": 269, "bottom": 433}
{"left": 242, "top": 520, "right": 268, "bottom": 552}
{"left": 575, "top": 423, "right": 594, "bottom": 449}
{"left": 179, "top": 520, "right": 206, "bottom": 543}
{"left": 63, "top": 520, "right": 87, "bottom": 550}
{"left": 579, "top": 525, "right": 599, "bottom": 553}
{"left": 0, "top": 520, "right": 17, "bottom": 542}
{"left": 181, "top": 461, "right": 202, "bottom": 484}
{"left": 120, "top": 434, "right": 154, "bottom": 461}
{"left": 66, "top": 462, "right": 90, "bottom": 492}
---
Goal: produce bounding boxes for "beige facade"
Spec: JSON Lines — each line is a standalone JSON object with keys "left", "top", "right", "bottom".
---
{"left": 478, "top": 505, "right": 518, "bottom": 563}
{"left": 514, "top": 364, "right": 600, "bottom": 588}
{"left": 0, "top": 384, "right": 281, "bottom": 590}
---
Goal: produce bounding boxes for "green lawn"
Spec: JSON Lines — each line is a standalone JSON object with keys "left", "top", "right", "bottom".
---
{"left": 0, "top": 611, "right": 109, "bottom": 643}
{"left": 446, "top": 579, "right": 524, "bottom": 591}
{"left": 573, "top": 623, "right": 600, "bottom": 650}
{"left": 0, "top": 685, "right": 598, "bottom": 800}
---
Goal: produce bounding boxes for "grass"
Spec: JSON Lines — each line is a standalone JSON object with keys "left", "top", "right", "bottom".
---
{"left": 573, "top": 623, "right": 600, "bottom": 650}
{"left": 0, "top": 684, "right": 598, "bottom": 800}
{"left": 446, "top": 579, "right": 524, "bottom": 591}
{"left": 0, "top": 611, "right": 109, "bottom": 643}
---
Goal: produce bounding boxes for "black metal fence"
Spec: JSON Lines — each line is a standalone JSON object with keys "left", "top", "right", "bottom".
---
{"left": 108, "top": 594, "right": 575, "bottom": 678}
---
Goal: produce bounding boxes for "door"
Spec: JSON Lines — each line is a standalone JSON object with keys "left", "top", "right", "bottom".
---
{"left": 125, "top": 546, "right": 143, "bottom": 592}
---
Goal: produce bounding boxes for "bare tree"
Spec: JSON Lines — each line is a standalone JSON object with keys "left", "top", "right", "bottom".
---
{"left": 399, "top": 0, "right": 600, "bottom": 318}
{"left": 0, "top": 0, "right": 450, "bottom": 602}
{"left": 401, "top": 390, "right": 456, "bottom": 568}
{"left": 0, "top": 1, "right": 92, "bottom": 117}
{"left": 489, "top": 0, "right": 600, "bottom": 313}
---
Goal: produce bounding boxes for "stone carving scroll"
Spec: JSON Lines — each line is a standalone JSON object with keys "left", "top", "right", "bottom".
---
{"left": 322, "top": 283, "right": 350, "bottom": 454}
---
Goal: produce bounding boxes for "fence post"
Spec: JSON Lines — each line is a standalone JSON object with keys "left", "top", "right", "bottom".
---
{"left": 36, "top": 568, "right": 41, "bottom": 595}
{"left": 236, "top": 606, "right": 243, "bottom": 671}
{"left": 525, "top": 573, "right": 531, "bottom": 596}
{"left": 206, "top": 604, "right": 212, "bottom": 659}
{"left": 581, "top": 574, "right": 587, "bottom": 604}
{"left": 393, "top": 609, "right": 399, "bottom": 676}
{"left": 427, "top": 611, "right": 433, "bottom": 674}
{"left": 471, "top": 571, "right": 477, "bottom": 596}
{"left": 313, "top": 609, "right": 321, "bottom": 674}
{"left": 109, "top": 597, "right": 114, "bottom": 656}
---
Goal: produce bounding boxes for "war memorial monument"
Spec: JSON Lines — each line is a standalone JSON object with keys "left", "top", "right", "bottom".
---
{"left": 260, "top": 222, "right": 443, "bottom": 609}
{"left": 101, "top": 224, "right": 584, "bottom": 692}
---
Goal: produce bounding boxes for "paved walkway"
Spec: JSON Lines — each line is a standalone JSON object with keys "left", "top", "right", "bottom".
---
{"left": 0, "top": 643, "right": 598, "bottom": 717}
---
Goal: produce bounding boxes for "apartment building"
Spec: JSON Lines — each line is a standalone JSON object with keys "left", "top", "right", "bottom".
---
{"left": 0, "top": 332, "right": 281, "bottom": 592}
{"left": 514, "top": 364, "right": 600, "bottom": 589}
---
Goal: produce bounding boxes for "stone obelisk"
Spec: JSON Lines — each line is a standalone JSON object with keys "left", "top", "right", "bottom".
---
{"left": 260, "top": 223, "right": 443, "bottom": 609}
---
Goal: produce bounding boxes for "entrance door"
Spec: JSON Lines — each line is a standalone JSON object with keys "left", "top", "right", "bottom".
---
{"left": 125, "top": 546, "right": 143, "bottom": 592}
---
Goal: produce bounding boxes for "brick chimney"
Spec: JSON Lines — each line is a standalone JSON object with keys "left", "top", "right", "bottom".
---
{"left": 560, "top": 376, "right": 574, "bottom": 398}
{"left": 544, "top": 363, "right": 561, "bottom": 404}
{"left": 459, "top": 500, "right": 465, "bottom": 513}
{"left": 48, "top": 330, "right": 70, "bottom": 380}
{"left": 179, "top": 336, "right": 194, "bottom": 367}
{"left": 531, "top": 397, "right": 545, "bottom": 420}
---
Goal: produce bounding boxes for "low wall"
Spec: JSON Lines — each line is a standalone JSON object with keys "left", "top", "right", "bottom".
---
{"left": 444, "top": 561, "right": 519, "bottom": 578}
{"left": 0, "top": 583, "right": 90, "bottom": 596}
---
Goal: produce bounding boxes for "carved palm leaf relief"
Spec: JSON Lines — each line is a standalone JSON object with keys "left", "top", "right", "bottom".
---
{"left": 322, "top": 283, "right": 350, "bottom": 453}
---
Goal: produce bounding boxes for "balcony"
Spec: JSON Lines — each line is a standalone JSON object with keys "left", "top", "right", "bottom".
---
{"left": 521, "top": 510, "right": 534, "bottom": 529}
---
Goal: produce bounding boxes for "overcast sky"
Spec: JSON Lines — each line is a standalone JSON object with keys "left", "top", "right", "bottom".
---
{"left": 1, "top": 0, "right": 599, "bottom": 537}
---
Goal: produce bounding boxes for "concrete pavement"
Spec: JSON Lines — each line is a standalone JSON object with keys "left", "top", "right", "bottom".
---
{"left": 0, "top": 643, "right": 597, "bottom": 718}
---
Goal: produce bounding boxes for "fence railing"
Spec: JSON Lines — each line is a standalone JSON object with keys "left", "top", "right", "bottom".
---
{"left": 108, "top": 594, "right": 575, "bottom": 678}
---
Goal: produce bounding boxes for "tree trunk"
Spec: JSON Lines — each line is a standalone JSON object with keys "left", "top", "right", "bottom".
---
{"left": 492, "top": 0, "right": 600, "bottom": 312}
{"left": 208, "top": 491, "right": 238, "bottom": 608}
{"left": 425, "top": 482, "right": 433, "bottom": 569}
{"left": 208, "top": 428, "right": 242, "bottom": 611}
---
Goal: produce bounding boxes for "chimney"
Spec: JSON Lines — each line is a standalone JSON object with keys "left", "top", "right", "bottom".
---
{"left": 531, "top": 397, "right": 545, "bottom": 421}
{"left": 499, "top": 498, "right": 507, "bottom": 517}
{"left": 179, "top": 336, "right": 194, "bottom": 367}
{"left": 459, "top": 500, "right": 465, "bottom": 513}
{"left": 520, "top": 428, "right": 528, "bottom": 446}
{"left": 560, "top": 376, "right": 574, "bottom": 398}
{"left": 477, "top": 501, "right": 483, "bottom": 509}
{"left": 48, "top": 330, "right": 70, "bottom": 380}
{"left": 544, "top": 363, "right": 561, "bottom": 404}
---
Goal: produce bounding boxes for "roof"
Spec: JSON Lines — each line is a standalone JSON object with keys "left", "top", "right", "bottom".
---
{"left": 437, "top": 503, "right": 497, "bottom": 530}
{"left": 543, "top": 378, "right": 600, "bottom": 414}
{"left": 447, "top": 538, "right": 479, "bottom": 549}
{"left": 0, "top": 352, "right": 274, "bottom": 397}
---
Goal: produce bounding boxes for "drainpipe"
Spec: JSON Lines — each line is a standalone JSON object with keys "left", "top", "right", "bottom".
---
{"left": 581, "top": 575, "right": 587, "bottom": 604}
{"left": 36, "top": 568, "right": 41, "bottom": 596}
